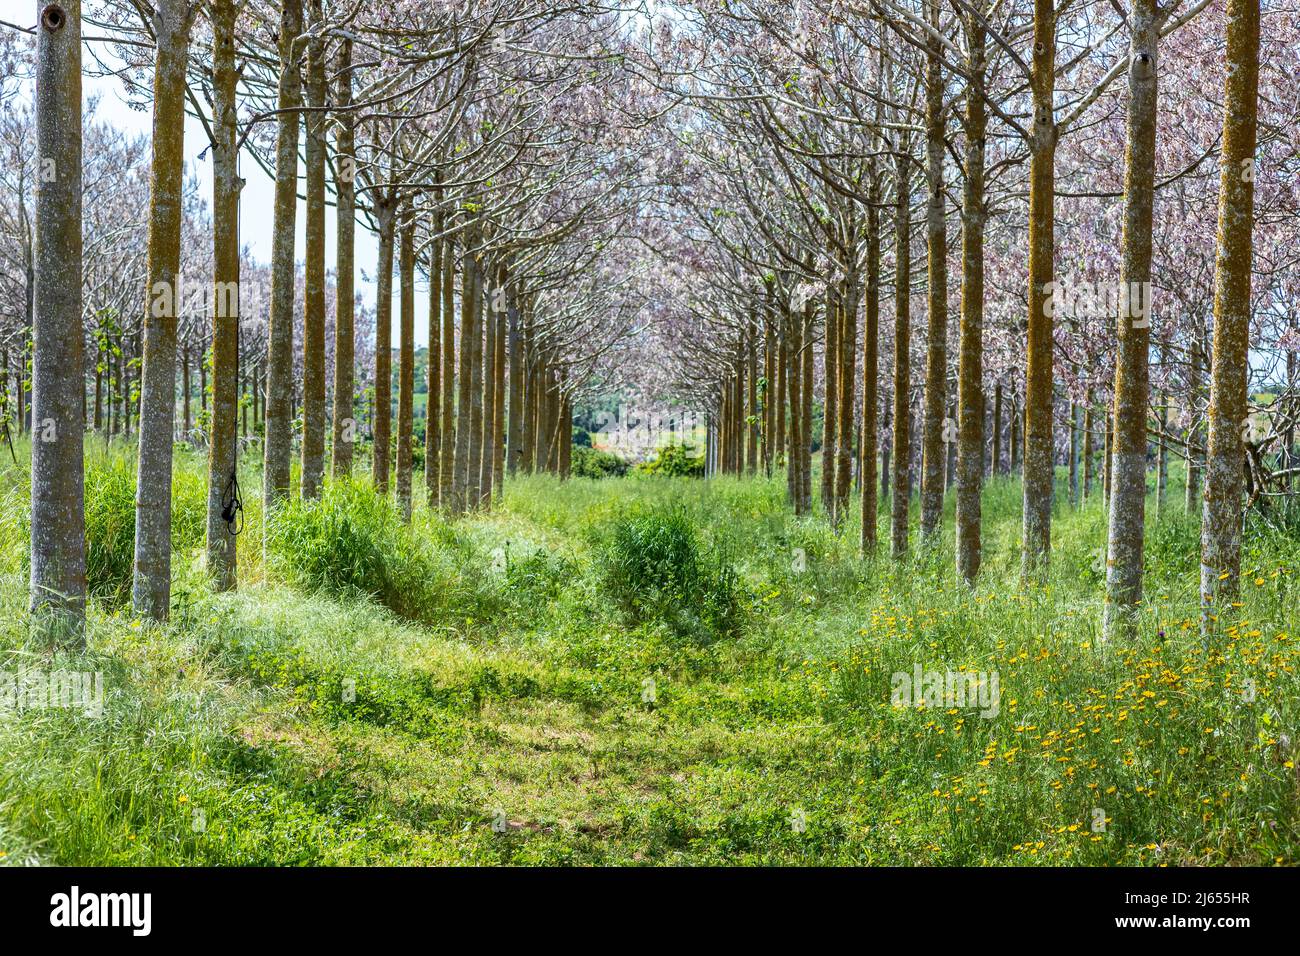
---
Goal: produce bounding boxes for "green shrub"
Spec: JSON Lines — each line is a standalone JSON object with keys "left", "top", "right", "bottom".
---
{"left": 83, "top": 451, "right": 205, "bottom": 604}
{"left": 636, "top": 443, "right": 705, "bottom": 478}
{"left": 265, "top": 480, "right": 488, "bottom": 625}
{"left": 601, "top": 505, "right": 739, "bottom": 640}
{"left": 571, "top": 445, "right": 629, "bottom": 479}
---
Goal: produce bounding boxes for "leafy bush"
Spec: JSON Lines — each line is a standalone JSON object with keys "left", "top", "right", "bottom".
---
{"left": 601, "top": 505, "right": 739, "bottom": 640}
{"left": 265, "top": 480, "right": 487, "bottom": 625}
{"left": 636, "top": 443, "right": 705, "bottom": 478}
{"left": 571, "top": 444, "right": 629, "bottom": 479}
{"left": 84, "top": 451, "right": 205, "bottom": 603}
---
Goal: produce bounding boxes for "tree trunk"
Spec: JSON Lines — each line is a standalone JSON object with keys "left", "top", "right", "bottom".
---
{"left": 492, "top": 267, "right": 507, "bottom": 501}
{"left": 439, "top": 234, "right": 456, "bottom": 503}
{"left": 372, "top": 201, "right": 394, "bottom": 494}
{"left": 835, "top": 271, "right": 858, "bottom": 531}
{"left": 133, "top": 0, "right": 194, "bottom": 621}
{"left": 426, "top": 220, "right": 442, "bottom": 507}
{"left": 263, "top": 0, "right": 302, "bottom": 515}
{"left": 205, "top": 0, "right": 240, "bottom": 591}
{"left": 787, "top": 296, "right": 803, "bottom": 510}
{"left": 1083, "top": 397, "right": 1095, "bottom": 500}
{"left": 1185, "top": 335, "right": 1202, "bottom": 512}
{"left": 956, "top": 17, "right": 986, "bottom": 581}
{"left": 861, "top": 183, "right": 881, "bottom": 555}
{"left": 396, "top": 219, "right": 414, "bottom": 521}
{"left": 1104, "top": 0, "right": 1159, "bottom": 638}
{"left": 920, "top": 7, "right": 948, "bottom": 542}
{"left": 1200, "top": 0, "right": 1260, "bottom": 631}
{"left": 300, "top": 0, "right": 327, "bottom": 500}
{"left": 1022, "top": 0, "right": 1058, "bottom": 576}
{"left": 479, "top": 259, "right": 498, "bottom": 508}
{"left": 891, "top": 152, "right": 912, "bottom": 559}
{"left": 30, "top": 0, "right": 87, "bottom": 637}
{"left": 452, "top": 236, "right": 476, "bottom": 512}
{"left": 821, "top": 288, "right": 838, "bottom": 514}
{"left": 331, "top": 38, "right": 355, "bottom": 480}
{"left": 507, "top": 268, "right": 524, "bottom": 479}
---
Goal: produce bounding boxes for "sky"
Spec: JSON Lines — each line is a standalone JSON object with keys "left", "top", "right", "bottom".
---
{"left": 0, "top": 0, "right": 425, "bottom": 346}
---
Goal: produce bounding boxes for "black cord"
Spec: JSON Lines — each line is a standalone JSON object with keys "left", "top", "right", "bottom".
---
{"left": 220, "top": 467, "right": 244, "bottom": 536}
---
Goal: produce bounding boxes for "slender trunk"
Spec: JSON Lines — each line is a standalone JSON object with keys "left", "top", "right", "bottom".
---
{"left": 492, "top": 267, "right": 507, "bottom": 500}
{"left": 439, "top": 235, "right": 456, "bottom": 504}
{"left": 300, "top": 0, "right": 327, "bottom": 500}
{"left": 891, "top": 152, "right": 912, "bottom": 559}
{"left": 821, "top": 288, "right": 838, "bottom": 514}
{"left": 479, "top": 259, "right": 498, "bottom": 508}
{"left": 452, "top": 235, "right": 476, "bottom": 512}
{"left": 747, "top": 317, "right": 759, "bottom": 476}
{"left": 1069, "top": 401, "right": 1080, "bottom": 508}
{"left": 787, "top": 298, "right": 803, "bottom": 511}
{"left": 507, "top": 269, "right": 524, "bottom": 479}
{"left": 1104, "top": 0, "right": 1160, "bottom": 638}
{"left": 1083, "top": 397, "right": 1095, "bottom": 500}
{"left": 800, "top": 298, "right": 814, "bottom": 513}
{"left": 1022, "top": 0, "right": 1058, "bottom": 575}
{"left": 206, "top": 0, "right": 240, "bottom": 591}
{"left": 956, "top": 19, "right": 986, "bottom": 581}
{"left": 372, "top": 201, "right": 394, "bottom": 493}
{"left": 263, "top": 0, "right": 302, "bottom": 515}
{"left": 1200, "top": 0, "right": 1260, "bottom": 631}
{"left": 426, "top": 221, "right": 442, "bottom": 507}
{"left": 30, "top": 0, "right": 87, "bottom": 636}
{"left": 861, "top": 184, "right": 881, "bottom": 555}
{"left": 331, "top": 38, "right": 355, "bottom": 480}
{"left": 835, "top": 271, "right": 858, "bottom": 531}
{"left": 763, "top": 297, "right": 775, "bottom": 476}
{"left": 467, "top": 247, "right": 485, "bottom": 504}
{"left": 920, "top": 8, "right": 948, "bottom": 541}
{"left": 1185, "top": 335, "right": 1203, "bottom": 512}
{"left": 133, "top": 0, "right": 194, "bottom": 620}
{"left": 396, "top": 219, "right": 414, "bottom": 521}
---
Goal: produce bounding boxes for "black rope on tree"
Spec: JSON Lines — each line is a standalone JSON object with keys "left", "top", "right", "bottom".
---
{"left": 220, "top": 467, "right": 244, "bottom": 536}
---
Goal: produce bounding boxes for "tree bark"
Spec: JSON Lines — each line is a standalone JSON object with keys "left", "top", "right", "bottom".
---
{"left": 331, "top": 38, "right": 355, "bottom": 480}
{"left": 426, "top": 221, "right": 442, "bottom": 507}
{"left": 1022, "top": 0, "right": 1058, "bottom": 576}
{"left": 956, "top": 16, "right": 986, "bottom": 581}
{"left": 891, "top": 152, "right": 912, "bottom": 559}
{"left": 1104, "top": 0, "right": 1159, "bottom": 639}
{"left": 861, "top": 182, "right": 881, "bottom": 555}
{"left": 300, "top": 0, "right": 327, "bottom": 500}
{"left": 396, "top": 219, "right": 415, "bottom": 521}
{"left": 920, "top": 5, "right": 948, "bottom": 542}
{"left": 372, "top": 200, "right": 394, "bottom": 494}
{"left": 1200, "top": 0, "right": 1260, "bottom": 632}
{"left": 439, "top": 233, "right": 456, "bottom": 503}
{"left": 30, "top": 0, "right": 87, "bottom": 636}
{"left": 133, "top": 0, "right": 194, "bottom": 620}
{"left": 263, "top": 0, "right": 302, "bottom": 515}
{"left": 206, "top": 0, "right": 240, "bottom": 591}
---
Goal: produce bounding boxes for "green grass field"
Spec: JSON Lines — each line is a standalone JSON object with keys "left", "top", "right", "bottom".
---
{"left": 1, "top": 440, "right": 1297, "bottom": 865}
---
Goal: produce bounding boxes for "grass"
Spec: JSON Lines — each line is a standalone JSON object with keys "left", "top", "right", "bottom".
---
{"left": 1, "top": 437, "right": 1297, "bottom": 865}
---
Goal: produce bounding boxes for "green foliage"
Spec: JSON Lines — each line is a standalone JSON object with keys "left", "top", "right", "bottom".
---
{"left": 600, "top": 505, "right": 739, "bottom": 641}
{"left": 264, "top": 479, "right": 494, "bottom": 627}
{"left": 1, "top": 452, "right": 1299, "bottom": 866}
{"left": 83, "top": 448, "right": 205, "bottom": 604}
{"left": 635, "top": 442, "right": 705, "bottom": 478}
{"left": 570, "top": 444, "right": 628, "bottom": 478}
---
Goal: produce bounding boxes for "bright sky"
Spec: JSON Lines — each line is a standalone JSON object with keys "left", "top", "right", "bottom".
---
{"left": 0, "top": 0, "right": 423, "bottom": 346}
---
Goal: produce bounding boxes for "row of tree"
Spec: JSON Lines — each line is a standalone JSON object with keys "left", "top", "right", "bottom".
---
{"left": 644, "top": 0, "right": 1298, "bottom": 639}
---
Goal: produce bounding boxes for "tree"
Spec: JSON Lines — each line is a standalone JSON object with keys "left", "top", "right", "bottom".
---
{"left": 1200, "top": 0, "right": 1261, "bottom": 634}
{"left": 30, "top": 0, "right": 86, "bottom": 638}
{"left": 132, "top": 0, "right": 198, "bottom": 620}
